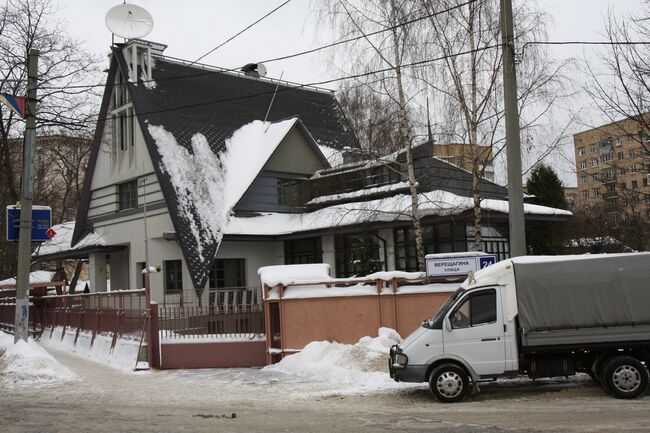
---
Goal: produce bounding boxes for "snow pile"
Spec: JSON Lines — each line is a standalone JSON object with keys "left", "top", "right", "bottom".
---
{"left": 39, "top": 327, "right": 141, "bottom": 373}
{"left": 264, "top": 328, "right": 410, "bottom": 393}
{"left": 34, "top": 221, "right": 105, "bottom": 258}
{"left": 0, "top": 331, "right": 76, "bottom": 385}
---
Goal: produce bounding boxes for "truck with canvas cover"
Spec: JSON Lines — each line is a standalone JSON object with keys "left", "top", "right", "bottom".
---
{"left": 389, "top": 253, "right": 650, "bottom": 402}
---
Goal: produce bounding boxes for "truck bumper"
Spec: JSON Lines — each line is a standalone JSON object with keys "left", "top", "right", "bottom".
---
{"left": 389, "top": 345, "right": 427, "bottom": 383}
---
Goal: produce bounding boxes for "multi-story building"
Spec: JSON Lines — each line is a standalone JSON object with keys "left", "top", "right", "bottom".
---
{"left": 432, "top": 143, "right": 495, "bottom": 182}
{"left": 573, "top": 116, "right": 650, "bottom": 226}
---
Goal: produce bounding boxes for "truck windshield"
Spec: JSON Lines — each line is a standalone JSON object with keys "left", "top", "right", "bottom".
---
{"left": 422, "top": 287, "right": 465, "bottom": 329}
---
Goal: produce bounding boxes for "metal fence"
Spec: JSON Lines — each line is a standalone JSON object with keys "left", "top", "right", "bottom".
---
{"left": 0, "top": 290, "right": 147, "bottom": 341}
{"left": 38, "top": 290, "right": 147, "bottom": 339}
{"left": 159, "top": 304, "right": 264, "bottom": 340}
{"left": 163, "top": 287, "right": 263, "bottom": 308}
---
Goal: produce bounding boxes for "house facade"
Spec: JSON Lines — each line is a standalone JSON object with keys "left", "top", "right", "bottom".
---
{"left": 35, "top": 39, "right": 571, "bottom": 305}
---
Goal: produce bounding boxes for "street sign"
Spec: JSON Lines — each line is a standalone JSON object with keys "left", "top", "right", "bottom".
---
{"left": 5, "top": 205, "right": 52, "bottom": 242}
{"left": 425, "top": 252, "right": 498, "bottom": 279}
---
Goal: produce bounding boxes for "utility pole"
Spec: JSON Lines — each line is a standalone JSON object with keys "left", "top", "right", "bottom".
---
{"left": 500, "top": 0, "right": 526, "bottom": 257}
{"left": 14, "top": 49, "right": 39, "bottom": 343}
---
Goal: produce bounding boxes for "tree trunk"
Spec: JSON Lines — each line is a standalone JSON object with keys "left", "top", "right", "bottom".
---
{"left": 389, "top": 0, "right": 425, "bottom": 271}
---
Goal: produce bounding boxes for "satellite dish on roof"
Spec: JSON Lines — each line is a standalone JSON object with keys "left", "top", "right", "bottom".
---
{"left": 256, "top": 63, "right": 268, "bottom": 77}
{"left": 105, "top": 4, "right": 154, "bottom": 39}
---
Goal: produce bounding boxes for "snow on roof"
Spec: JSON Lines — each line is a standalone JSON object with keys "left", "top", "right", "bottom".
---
{"left": 148, "top": 118, "right": 298, "bottom": 263}
{"left": 220, "top": 118, "right": 298, "bottom": 208}
{"left": 0, "top": 270, "right": 55, "bottom": 287}
{"left": 33, "top": 221, "right": 105, "bottom": 258}
{"left": 317, "top": 144, "right": 344, "bottom": 167}
{"left": 227, "top": 190, "right": 572, "bottom": 236}
{"left": 306, "top": 181, "right": 410, "bottom": 205}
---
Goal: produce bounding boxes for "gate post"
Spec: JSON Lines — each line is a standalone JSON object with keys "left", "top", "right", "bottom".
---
{"left": 148, "top": 302, "right": 160, "bottom": 368}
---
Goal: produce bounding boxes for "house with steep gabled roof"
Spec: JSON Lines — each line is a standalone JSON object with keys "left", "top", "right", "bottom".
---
{"left": 35, "top": 39, "right": 571, "bottom": 305}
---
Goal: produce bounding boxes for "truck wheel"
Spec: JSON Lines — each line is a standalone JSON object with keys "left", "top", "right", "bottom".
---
{"left": 429, "top": 364, "right": 470, "bottom": 403}
{"left": 601, "top": 355, "right": 649, "bottom": 399}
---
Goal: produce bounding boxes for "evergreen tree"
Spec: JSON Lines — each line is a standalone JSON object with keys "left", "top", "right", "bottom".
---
{"left": 526, "top": 165, "right": 569, "bottom": 254}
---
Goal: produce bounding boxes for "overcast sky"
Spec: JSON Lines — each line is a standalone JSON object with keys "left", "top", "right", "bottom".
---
{"left": 53, "top": 0, "right": 643, "bottom": 186}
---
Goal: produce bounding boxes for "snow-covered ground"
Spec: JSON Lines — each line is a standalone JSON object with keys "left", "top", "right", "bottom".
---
{"left": 0, "top": 331, "right": 76, "bottom": 386}
{"left": 38, "top": 326, "right": 142, "bottom": 373}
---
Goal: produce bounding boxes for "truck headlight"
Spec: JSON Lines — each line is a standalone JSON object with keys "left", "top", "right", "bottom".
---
{"left": 393, "top": 353, "right": 408, "bottom": 368}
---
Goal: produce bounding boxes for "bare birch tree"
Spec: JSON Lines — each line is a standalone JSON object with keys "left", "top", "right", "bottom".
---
{"left": 0, "top": 0, "right": 100, "bottom": 278}
{"left": 585, "top": 2, "right": 650, "bottom": 158}
{"left": 418, "top": 0, "right": 568, "bottom": 250}
{"left": 319, "top": 0, "right": 427, "bottom": 270}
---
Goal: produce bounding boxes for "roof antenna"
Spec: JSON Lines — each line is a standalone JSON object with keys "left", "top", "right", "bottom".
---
{"left": 264, "top": 71, "right": 284, "bottom": 128}
{"left": 426, "top": 97, "right": 434, "bottom": 144}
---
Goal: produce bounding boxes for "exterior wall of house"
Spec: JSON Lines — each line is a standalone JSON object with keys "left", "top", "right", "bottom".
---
{"left": 215, "top": 240, "right": 285, "bottom": 290}
{"left": 263, "top": 127, "right": 325, "bottom": 175}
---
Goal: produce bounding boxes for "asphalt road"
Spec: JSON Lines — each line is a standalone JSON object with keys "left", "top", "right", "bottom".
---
{"left": 2, "top": 348, "right": 650, "bottom": 433}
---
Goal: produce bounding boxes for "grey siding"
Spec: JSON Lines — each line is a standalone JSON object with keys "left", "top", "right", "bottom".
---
{"left": 235, "top": 172, "right": 306, "bottom": 213}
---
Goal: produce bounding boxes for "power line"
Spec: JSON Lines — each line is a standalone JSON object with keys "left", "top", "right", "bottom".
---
{"left": 53, "top": 43, "right": 501, "bottom": 128}
{"left": 38, "top": 0, "right": 479, "bottom": 92}
{"left": 189, "top": 0, "right": 293, "bottom": 66}
{"left": 520, "top": 40, "right": 650, "bottom": 58}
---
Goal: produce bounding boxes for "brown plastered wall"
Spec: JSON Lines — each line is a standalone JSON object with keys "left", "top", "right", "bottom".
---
{"left": 274, "top": 291, "right": 454, "bottom": 352}
{"left": 160, "top": 340, "right": 266, "bottom": 369}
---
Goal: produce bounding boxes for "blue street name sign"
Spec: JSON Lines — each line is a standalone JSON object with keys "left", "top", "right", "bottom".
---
{"left": 5, "top": 205, "right": 52, "bottom": 242}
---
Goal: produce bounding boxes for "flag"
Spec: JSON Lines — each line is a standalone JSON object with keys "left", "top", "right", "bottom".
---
{"left": 0, "top": 93, "right": 26, "bottom": 118}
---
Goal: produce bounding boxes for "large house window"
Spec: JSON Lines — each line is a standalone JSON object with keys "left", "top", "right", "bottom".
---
{"left": 118, "top": 179, "right": 138, "bottom": 210}
{"left": 335, "top": 232, "right": 382, "bottom": 278}
{"left": 394, "top": 222, "right": 508, "bottom": 272}
{"left": 164, "top": 260, "right": 183, "bottom": 294}
{"left": 209, "top": 259, "right": 246, "bottom": 289}
{"left": 285, "top": 237, "right": 322, "bottom": 264}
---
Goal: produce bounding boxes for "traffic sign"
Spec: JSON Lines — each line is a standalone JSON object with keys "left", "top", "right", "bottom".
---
{"left": 5, "top": 205, "right": 52, "bottom": 242}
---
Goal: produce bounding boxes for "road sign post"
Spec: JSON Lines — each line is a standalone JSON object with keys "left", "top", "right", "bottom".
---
{"left": 14, "top": 49, "right": 38, "bottom": 343}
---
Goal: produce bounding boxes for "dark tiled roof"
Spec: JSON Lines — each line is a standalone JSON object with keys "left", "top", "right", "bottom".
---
{"left": 116, "top": 48, "right": 356, "bottom": 289}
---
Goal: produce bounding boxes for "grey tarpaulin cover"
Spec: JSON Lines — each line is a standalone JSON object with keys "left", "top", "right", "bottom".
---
{"left": 514, "top": 254, "right": 650, "bottom": 335}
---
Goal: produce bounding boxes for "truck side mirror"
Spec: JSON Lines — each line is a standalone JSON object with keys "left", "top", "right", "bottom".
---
{"left": 444, "top": 317, "right": 452, "bottom": 332}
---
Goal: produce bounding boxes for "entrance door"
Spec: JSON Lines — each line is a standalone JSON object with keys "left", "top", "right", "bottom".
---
{"left": 443, "top": 288, "right": 506, "bottom": 376}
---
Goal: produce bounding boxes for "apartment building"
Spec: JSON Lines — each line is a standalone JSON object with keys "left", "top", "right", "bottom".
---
{"left": 573, "top": 116, "right": 650, "bottom": 226}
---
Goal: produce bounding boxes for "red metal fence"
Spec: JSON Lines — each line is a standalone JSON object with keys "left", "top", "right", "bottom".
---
{"left": 160, "top": 304, "right": 265, "bottom": 339}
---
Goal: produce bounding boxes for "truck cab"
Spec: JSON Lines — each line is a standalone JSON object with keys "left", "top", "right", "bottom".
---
{"left": 390, "top": 281, "right": 519, "bottom": 402}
